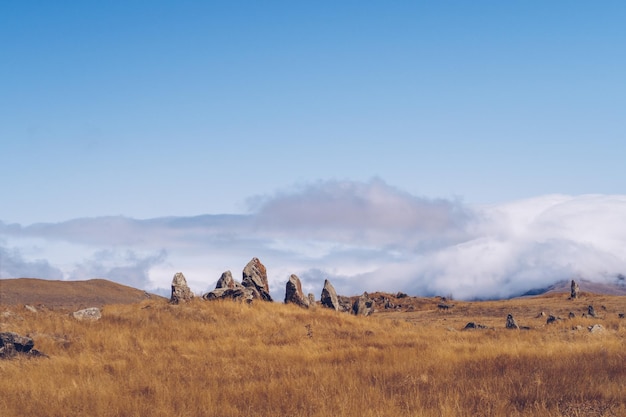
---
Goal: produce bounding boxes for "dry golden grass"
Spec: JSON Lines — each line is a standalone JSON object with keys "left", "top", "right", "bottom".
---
{"left": 1, "top": 292, "right": 625, "bottom": 417}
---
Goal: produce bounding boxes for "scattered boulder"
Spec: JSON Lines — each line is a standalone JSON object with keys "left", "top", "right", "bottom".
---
{"left": 72, "top": 307, "right": 102, "bottom": 321}
{"left": 0, "top": 332, "right": 34, "bottom": 353}
{"left": 352, "top": 292, "right": 374, "bottom": 316}
{"left": 24, "top": 305, "right": 37, "bottom": 313}
{"left": 588, "top": 324, "right": 604, "bottom": 333}
{"left": 170, "top": 272, "right": 194, "bottom": 304}
{"left": 536, "top": 311, "right": 546, "bottom": 318}
{"left": 464, "top": 322, "right": 488, "bottom": 330}
{"left": 320, "top": 279, "right": 340, "bottom": 311}
{"left": 215, "top": 271, "right": 242, "bottom": 289}
{"left": 0, "top": 332, "right": 46, "bottom": 359}
{"left": 570, "top": 279, "right": 580, "bottom": 299}
{"left": 546, "top": 315, "right": 559, "bottom": 324}
{"left": 619, "top": 313, "right": 625, "bottom": 319}
{"left": 284, "top": 274, "right": 310, "bottom": 308}
{"left": 506, "top": 314, "right": 519, "bottom": 329}
{"left": 242, "top": 258, "right": 272, "bottom": 302}
{"left": 587, "top": 305, "right": 596, "bottom": 318}
{"left": 568, "top": 311, "right": 576, "bottom": 319}
{"left": 438, "top": 303, "right": 454, "bottom": 311}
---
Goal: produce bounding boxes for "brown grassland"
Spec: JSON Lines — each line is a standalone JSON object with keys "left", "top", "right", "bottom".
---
{"left": 1, "top": 291, "right": 625, "bottom": 417}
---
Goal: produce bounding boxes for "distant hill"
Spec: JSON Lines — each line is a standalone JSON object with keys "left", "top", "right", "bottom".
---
{"left": 521, "top": 279, "right": 626, "bottom": 297}
{"left": 0, "top": 278, "right": 164, "bottom": 309}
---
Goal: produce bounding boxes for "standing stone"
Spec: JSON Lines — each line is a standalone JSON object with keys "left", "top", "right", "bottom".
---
{"left": 320, "top": 279, "right": 340, "bottom": 311}
{"left": 284, "top": 274, "right": 310, "bottom": 308}
{"left": 242, "top": 258, "right": 272, "bottom": 302}
{"left": 215, "top": 271, "right": 242, "bottom": 289}
{"left": 72, "top": 307, "right": 102, "bottom": 321}
{"left": 570, "top": 280, "right": 580, "bottom": 299}
{"left": 506, "top": 313, "right": 519, "bottom": 329}
{"left": 352, "top": 292, "right": 374, "bottom": 316}
{"left": 170, "top": 272, "right": 194, "bottom": 304}
{"left": 587, "top": 305, "right": 596, "bottom": 318}
{"left": 308, "top": 293, "right": 316, "bottom": 305}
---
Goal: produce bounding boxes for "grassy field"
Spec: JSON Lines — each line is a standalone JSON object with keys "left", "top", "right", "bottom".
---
{"left": 1, "top": 292, "right": 624, "bottom": 417}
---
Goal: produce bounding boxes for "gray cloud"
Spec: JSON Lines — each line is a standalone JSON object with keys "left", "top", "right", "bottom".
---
{"left": 68, "top": 249, "right": 167, "bottom": 289}
{"left": 2, "top": 182, "right": 626, "bottom": 300}
{"left": 0, "top": 244, "right": 64, "bottom": 279}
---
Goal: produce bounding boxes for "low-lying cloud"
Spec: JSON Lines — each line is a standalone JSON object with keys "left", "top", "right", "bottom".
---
{"left": 2, "top": 180, "right": 625, "bottom": 300}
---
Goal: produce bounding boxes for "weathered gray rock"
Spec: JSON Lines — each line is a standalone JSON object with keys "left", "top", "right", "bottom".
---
{"left": 619, "top": 313, "right": 625, "bottom": 319}
{"left": 72, "top": 307, "right": 102, "bottom": 321}
{"left": 0, "top": 332, "right": 34, "bottom": 353}
{"left": 588, "top": 324, "right": 604, "bottom": 333}
{"left": 170, "top": 272, "right": 194, "bottom": 304}
{"left": 506, "top": 313, "right": 519, "bottom": 329}
{"left": 242, "top": 258, "right": 272, "bottom": 302}
{"left": 320, "top": 279, "right": 340, "bottom": 311}
{"left": 568, "top": 311, "right": 576, "bottom": 319}
{"left": 308, "top": 293, "right": 315, "bottom": 305}
{"left": 215, "top": 270, "right": 242, "bottom": 289}
{"left": 352, "top": 292, "right": 374, "bottom": 316}
{"left": 570, "top": 279, "right": 580, "bottom": 299}
{"left": 587, "top": 305, "right": 596, "bottom": 318}
{"left": 464, "top": 322, "right": 488, "bottom": 330}
{"left": 203, "top": 287, "right": 257, "bottom": 303}
{"left": 337, "top": 295, "right": 353, "bottom": 312}
{"left": 546, "top": 315, "right": 558, "bottom": 324}
{"left": 284, "top": 274, "right": 309, "bottom": 308}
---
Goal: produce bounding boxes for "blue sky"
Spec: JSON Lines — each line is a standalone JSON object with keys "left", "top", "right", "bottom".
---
{"left": 1, "top": 2, "right": 625, "bottom": 298}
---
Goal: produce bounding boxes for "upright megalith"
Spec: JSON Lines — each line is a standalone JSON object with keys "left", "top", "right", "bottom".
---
{"left": 215, "top": 271, "right": 242, "bottom": 289}
{"left": 242, "top": 257, "right": 272, "bottom": 302}
{"left": 320, "top": 279, "right": 340, "bottom": 311}
{"left": 570, "top": 280, "right": 580, "bottom": 299}
{"left": 284, "top": 274, "right": 310, "bottom": 308}
{"left": 506, "top": 313, "right": 519, "bottom": 329}
{"left": 352, "top": 292, "right": 374, "bottom": 316}
{"left": 170, "top": 272, "right": 194, "bottom": 304}
{"left": 203, "top": 270, "right": 256, "bottom": 302}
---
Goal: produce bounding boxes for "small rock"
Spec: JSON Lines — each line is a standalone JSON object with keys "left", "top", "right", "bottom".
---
{"left": 536, "top": 311, "right": 546, "bottom": 318}
{"left": 0, "top": 332, "right": 34, "bottom": 353}
{"left": 587, "top": 305, "right": 596, "bottom": 318}
{"left": 546, "top": 315, "right": 558, "bottom": 324}
{"left": 568, "top": 311, "right": 575, "bottom": 319}
{"left": 72, "top": 307, "right": 102, "bottom": 321}
{"left": 24, "top": 305, "right": 37, "bottom": 313}
{"left": 464, "top": 322, "right": 488, "bottom": 330}
{"left": 619, "top": 313, "right": 625, "bottom": 319}
{"left": 572, "top": 325, "right": 583, "bottom": 331}
{"left": 506, "top": 314, "right": 519, "bottom": 329}
{"left": 307, "top": 293, "right": 316, "bottom": 305}
{"left": 588, "top": 324, "right": 604, "bottom": 333}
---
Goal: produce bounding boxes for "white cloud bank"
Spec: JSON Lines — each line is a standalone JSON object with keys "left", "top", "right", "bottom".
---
{"left": 2, "top": 180, "right": 626, "bottom": 300}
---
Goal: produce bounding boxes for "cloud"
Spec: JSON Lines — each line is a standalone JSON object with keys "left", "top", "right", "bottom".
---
{"left": 68, "top": 249, "right": 168, "bottom": 289}
{"left": 0, "top": 244, "right": 64, "bottom": 279}
{"left": 2, "top": 181, "right": 626, "bottom": 300}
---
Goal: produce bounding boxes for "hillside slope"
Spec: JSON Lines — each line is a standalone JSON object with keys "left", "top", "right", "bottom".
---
{"left": 0, "top": 278, "right": 161, "bottom": 309}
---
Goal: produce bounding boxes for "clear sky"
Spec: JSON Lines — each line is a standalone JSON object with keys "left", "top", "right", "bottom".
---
{"left": 1, "top": 2, "right": 626, "bottom": 299}
{"left": 3, "top": 1, "right": 625, "bottom": 224}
